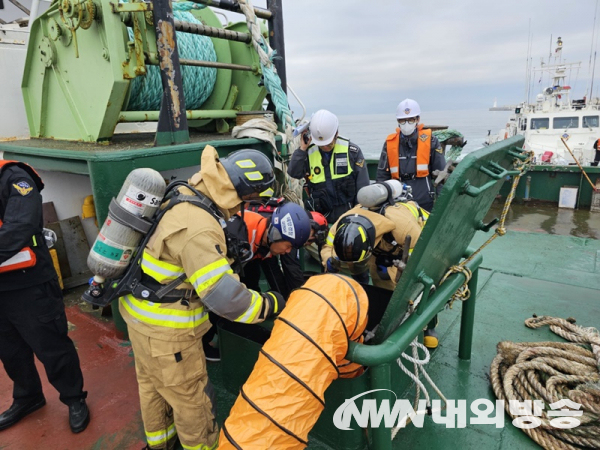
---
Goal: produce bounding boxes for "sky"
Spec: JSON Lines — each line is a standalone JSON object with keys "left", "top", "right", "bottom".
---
{"left": 2, "top": 0, "right": 599, "bottom": 115}
{"left": 257, "top": 0, "right": 600, "bottom": 115}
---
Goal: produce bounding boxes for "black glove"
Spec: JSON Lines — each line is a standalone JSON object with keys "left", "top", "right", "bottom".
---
{"left": 262, "top": 290, "right": 286, "bottom": 318}
{"left": 326, "top": 257, "right": 341, "bottom": 273}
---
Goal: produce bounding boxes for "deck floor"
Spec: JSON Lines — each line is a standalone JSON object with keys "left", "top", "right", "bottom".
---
{"left": 1, "top": 229, "right": 598, "bottom": 449}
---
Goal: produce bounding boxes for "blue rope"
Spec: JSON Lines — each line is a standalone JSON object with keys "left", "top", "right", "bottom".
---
{"left": 261, "top": 48, "right": 293, "bottom": 131}
{"left": 126, "top": 2, "right": 217, "bottom": 111}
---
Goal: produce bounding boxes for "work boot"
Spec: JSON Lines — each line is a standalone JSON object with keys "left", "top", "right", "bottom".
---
{"left": 203, "top": 342, "right": 221, "bottom": 362}
{"left": 423, "top": 328, "right": 439, "bottom": 350}
{"left": 0, "top": 396, "right": 46, "bottom": 431}
{"left": 68, "top": 398, "right": 90, "bottom": 433}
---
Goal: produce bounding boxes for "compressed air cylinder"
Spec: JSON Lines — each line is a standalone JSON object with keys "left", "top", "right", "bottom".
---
{"left": 87, "top": 168, "right": 166, "bottom": 281}
{"left": 357, "top": 179, "right": 404, "bottom": 208}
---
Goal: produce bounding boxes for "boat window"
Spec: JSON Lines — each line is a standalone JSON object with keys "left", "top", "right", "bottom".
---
{"left": 553, "top": 117, "right": 579, "bottom": 129}
{"left": 531, "top": 118, "right": 549, "bottom": 130}
{"left": 521, "top": 118, "right": 527, "bottom": 131}
{"left": 583, "top": 116, "right": 599, "bottom": 127}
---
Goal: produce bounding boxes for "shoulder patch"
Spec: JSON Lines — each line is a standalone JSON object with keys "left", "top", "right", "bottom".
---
{"left": 12, "top": 180, "right": 33, "bottom": 196}
{"left": 355, "top": 159, "right": 365, "bottom": 168}
{"left": 349, "top": 144, "right": 359, "bottom": 153}
{"left": 435, "top": 147, "right": 444, "bottom": 154}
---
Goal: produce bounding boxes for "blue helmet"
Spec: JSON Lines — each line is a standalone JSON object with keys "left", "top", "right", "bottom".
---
{"left": 267, "top": 203, "right": 312, "bottom": 248}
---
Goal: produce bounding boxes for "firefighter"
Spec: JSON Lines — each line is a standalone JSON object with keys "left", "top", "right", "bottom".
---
{"left": 118, "top": 146, "right": 284, "bottom": 450}
{"left": 0, "top": 160, "right": 90, "bottom": 433}
{"left": 287, "top": 109, "right": 370, "bottom": 223}
{"left": 321, "top": 200, "right": 440, "bottom": 349}
{"left": 376, "top": 99, "right": 446, "bottom": 211}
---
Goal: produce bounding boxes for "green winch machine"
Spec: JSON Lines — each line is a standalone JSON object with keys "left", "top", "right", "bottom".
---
{"left": 22, "top": 0, "right": 281, "bottom": 144}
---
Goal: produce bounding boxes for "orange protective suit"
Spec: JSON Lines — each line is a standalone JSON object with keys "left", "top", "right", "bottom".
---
{"left": 219, "top": 273, "right": 369, "bottom": 449}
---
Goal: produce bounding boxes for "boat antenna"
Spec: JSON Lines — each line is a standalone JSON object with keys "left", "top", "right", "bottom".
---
{"left": 525, "top": 17, "right": 532, "bottom": 104}
{"left": 588, "top": 0, "right": 600, "bottom": 100}
{"left": 591, "top": 51, "right": 597, "bottom": 100}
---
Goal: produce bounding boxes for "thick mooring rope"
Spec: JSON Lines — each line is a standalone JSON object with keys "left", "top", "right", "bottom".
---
{"left": 490, "top": 316, "right": 600, "bottom": 449}
{"left": 126, "top": 2, "right": 217, "bottom": 111}
{"left": 237, "top": 0, "right": 294, "bottom": 140}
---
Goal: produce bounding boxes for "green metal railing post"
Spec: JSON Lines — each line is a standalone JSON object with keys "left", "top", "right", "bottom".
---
{"left": 458, "top": 267, "right": 479, "bottom": 360}
{"left": 370, "top": 363, "right": 393, "bottom": 450}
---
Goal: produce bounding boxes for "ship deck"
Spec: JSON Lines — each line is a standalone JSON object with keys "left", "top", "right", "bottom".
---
{"left": 1, "top": 209, "right": 599, "bottom": 450}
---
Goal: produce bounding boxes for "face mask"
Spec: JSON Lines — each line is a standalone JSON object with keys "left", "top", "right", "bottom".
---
{"left": 400, "top": 122, "right": 417, "bottom": 136}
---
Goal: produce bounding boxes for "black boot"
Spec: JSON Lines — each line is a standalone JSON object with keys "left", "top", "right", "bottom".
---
{"left": 68, "top": 398, "right": 90, "bottom": 433}
{"left": 0, "top": 396, "right": 46, "bottom": 431}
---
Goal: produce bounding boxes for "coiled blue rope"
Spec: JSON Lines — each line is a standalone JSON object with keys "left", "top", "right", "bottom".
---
{"left": 126, "top": 2, "right": 217, "bottom": 111}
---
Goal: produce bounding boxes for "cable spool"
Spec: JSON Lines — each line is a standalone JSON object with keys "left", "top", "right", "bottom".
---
{"left": 87, "top": 168, "right": 166, "bottom": 283}
{"left": 125, "top": 2, "right": 218, "bottom": 111}
{"left": 357, "top": 180, "right": 404, "bottom": 208}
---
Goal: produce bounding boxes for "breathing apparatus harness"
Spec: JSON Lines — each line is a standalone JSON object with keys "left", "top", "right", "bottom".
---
{"left": 82, "top": 180, "right": 251, "bottom": 307}
{"left": 366, "top": 182, "right": 416, "bottom": 276}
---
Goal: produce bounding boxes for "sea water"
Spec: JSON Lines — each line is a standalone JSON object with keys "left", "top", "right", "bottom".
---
{"left": 337, "top": 109, "right": 510, "bottom": 160}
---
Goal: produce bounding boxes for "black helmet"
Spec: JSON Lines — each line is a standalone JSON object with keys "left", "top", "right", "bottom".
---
{"left": 220, "top": 149, "right": 275, "bottom": 199}
{"left": 333, "top": 214, "right": 376, "bottom": 262}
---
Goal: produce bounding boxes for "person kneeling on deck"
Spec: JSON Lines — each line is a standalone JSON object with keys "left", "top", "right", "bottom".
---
{"left": 376, "top": 99, "right": 446, "bottom": 212}
{"left": 287, "top": 109, "right": 370, "bottom": 223}
{"left": 321, "top": 185, "right": 440, "bottom": 349}
{"left": 0, "top": 160, "right": 90, "bottom": 434}
{"left": 119, "top": 147, "right": 285, "bottom": 450}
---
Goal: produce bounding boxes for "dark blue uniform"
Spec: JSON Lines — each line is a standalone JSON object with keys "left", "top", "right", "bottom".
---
{"left": 0, "top": 162, "right": 86, "bottom": 410}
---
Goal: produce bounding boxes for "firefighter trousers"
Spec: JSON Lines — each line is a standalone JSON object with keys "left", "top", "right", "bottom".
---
{"left": 0, "top": 278, "right": 86, "bottom": 405}
{"left": 128, "top": 328, "right": 219, "bottom": 450}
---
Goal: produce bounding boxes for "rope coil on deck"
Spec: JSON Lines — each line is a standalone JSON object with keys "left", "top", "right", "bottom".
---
{"left": 491, "top": 316, "right": 600, "bottom": 449}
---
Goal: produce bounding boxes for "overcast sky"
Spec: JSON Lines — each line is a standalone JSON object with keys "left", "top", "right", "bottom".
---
{"left": 258, "top": 0, "right": 600, "bottom": 115}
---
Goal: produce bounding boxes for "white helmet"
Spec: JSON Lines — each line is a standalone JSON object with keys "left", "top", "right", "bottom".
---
{"left": 395, "top": 99, "right": 421, "bottom": 119}
{"left": 310, "top": 110, "right": 339, "bottom": 146}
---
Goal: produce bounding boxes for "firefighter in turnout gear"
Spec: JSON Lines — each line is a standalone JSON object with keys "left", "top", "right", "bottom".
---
{"left": 287, "top": 109, "right": 370, "bottom": 223}
{"left": 0, "top": 160, "right": 90, "bottom": 434}
{"left": 321, "top": 199, "right": 440, "bottom": 349}
{"left": 118, "top": 146, "right": 283, "bottom": 450}
{"left": 376, "top": 99, "right": 446, "bottom": 212}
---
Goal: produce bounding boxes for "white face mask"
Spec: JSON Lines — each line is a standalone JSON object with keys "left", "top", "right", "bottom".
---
{"left": 399, "top": 122, "right": 417, "bottom": 136}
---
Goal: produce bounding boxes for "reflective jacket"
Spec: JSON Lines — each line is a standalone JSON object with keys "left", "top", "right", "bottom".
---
{"left": 287, "top": 138, "right": 369, "bottom": 222}
{"left": 386, "top": 125, "right": 431, "bottom": 178}
{"left": 0, "top": 160, "right": 55, "bottom": 291}
{"left": 118, "top": 147, "right": 269, "bottom": 341}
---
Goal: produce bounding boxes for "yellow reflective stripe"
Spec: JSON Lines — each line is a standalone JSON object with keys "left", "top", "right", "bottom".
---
{"left": 235, "top": 290, "right": 263, "bottom": 323}
{"left": 141, "top": 251, "right": 186, "bottom": 282}
{"left": 188, "top": 258, "right": 233, "bottom": 296}
{"left": 182, "top": 439, "right": 218, "bottom": 450}
{"left": 358, "top": 226, "right": 366, "bottom": 242}
{"left": 145, "top": 423, "right": 176, "bottom": 445}
{"left": 359, "top": 250, "right": 366, "bottom": 261}
{"left": 120, "top": 294, "right": 208, "bottom": 329}
{"left": 244, "top": 171, "right": 263, "bottom": 181}
{"left": 235, "top": 159, "right": 256, "bottom": 168}
{"left": 326, "top": 231, "right": 335, "bottom": 246}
